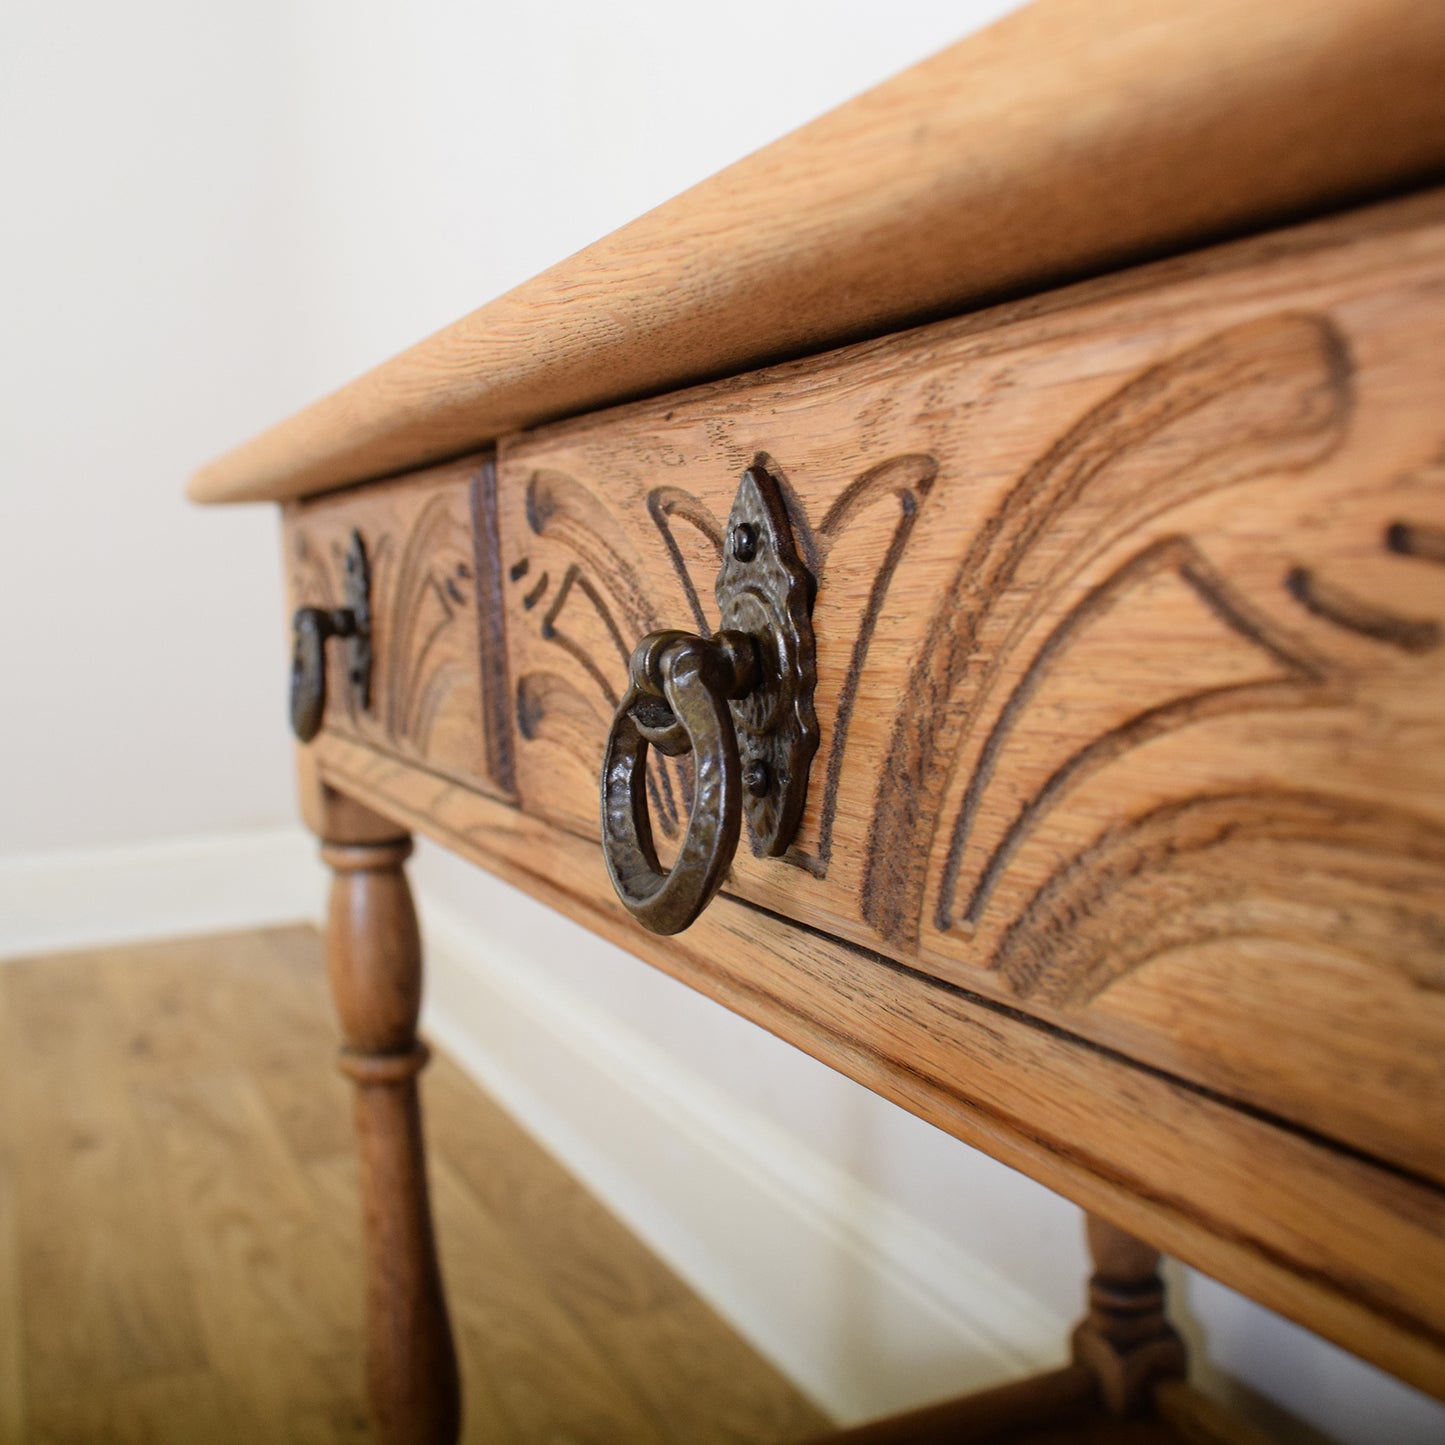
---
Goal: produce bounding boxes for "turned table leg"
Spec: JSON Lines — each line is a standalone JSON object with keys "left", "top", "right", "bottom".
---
{"left": 800, "top": 1211, "right": 1192, "bottom": 1443}
{"left": 1071, "top": 1212, "right": 1187, "bottom": 1415}
{"left": 321, "top": 830, "right": 461, "bottom": 1445}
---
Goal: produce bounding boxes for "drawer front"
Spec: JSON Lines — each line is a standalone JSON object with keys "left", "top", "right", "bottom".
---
{"left": 490, "top": 195, "right": 1445, "bottom": 1186}
{"left": 283, "top": 459, "right": 512, "bottom": 802}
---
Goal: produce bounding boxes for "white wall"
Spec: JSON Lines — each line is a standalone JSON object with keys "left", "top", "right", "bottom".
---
{"left": 0, "top": 1, "right": 312, "bottom": 855}
{"left": 3, "top": 1, "right": 1443, "bottom": 1439}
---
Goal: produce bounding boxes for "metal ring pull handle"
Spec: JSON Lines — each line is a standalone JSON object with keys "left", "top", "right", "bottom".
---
{"left": 601, "top": 630, "right": 761, "bottom": 934}
{"left": 289, "top": 528, "right": 373, "bottom": 743}
{"left": 291, "top": 606, "right": 358, "bottom": 742}
{"left": 600, "top": 464, "right": 819, "bottom": 935}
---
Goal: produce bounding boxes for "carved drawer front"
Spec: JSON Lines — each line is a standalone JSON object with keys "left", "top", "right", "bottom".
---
{"left": 493, "top": 196, "right": 1445, "bottom": 1186}
{"left": 283, "top": 459, "right": 511, "bottom": 802}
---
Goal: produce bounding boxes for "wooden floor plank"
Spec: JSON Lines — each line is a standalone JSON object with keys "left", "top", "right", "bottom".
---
{"left": 426, "top": 1053, "right": 831, "bottom": 1444}
{"left": 0, "top": 1155, "right": 26, "bottom": 1443}
{"left": 0, "top": 955, "right": 208, "bottom": 1414}
{"left": 107, "top": 1371, "right": 245, "bottom": 1445}
{"left": 132, "top": 1068, "right": 367, "bottom": 1444}
{"left": 0, "top": 963, "right": 23, "bottom": 1441}
{"left": 0, "top": 925, "right": 829, "bottom": 1442}
{"left": 98, "top": 929, "right": 335, "bottom": 1079}
{"left": 434, "top": 1148, "right": 676, "bottom": 1445}
{"left": 252, "top": 1059, "right": 355, "bottom": 1165}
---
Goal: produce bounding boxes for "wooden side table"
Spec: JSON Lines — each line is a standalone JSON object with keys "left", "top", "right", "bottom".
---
{"left": 191, "top": 0, "right": 1445, "bottom": 1438}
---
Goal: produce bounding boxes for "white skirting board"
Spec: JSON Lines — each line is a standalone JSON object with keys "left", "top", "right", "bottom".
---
{"left": 415, "top": 890, "right": 1068, "bottom": 1426}
{"left": 0, "top": 826, "right": 326, "bottom": 962}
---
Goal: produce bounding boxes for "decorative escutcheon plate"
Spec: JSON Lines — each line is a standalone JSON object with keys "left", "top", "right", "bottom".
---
{"left": 717, "top": 464, "right": 819, "bottom": 856}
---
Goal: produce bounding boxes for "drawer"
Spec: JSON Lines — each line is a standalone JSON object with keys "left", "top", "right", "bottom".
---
{"left": 488, "top": 194, "right": 1445, "bottom": 1188}
{"left": 283, "top": 459, "right": 512, "bottom": 803}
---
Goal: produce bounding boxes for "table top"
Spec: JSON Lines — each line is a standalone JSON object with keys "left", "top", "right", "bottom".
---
{"left": 188, "top": 0, "right": 1445, "bottom": 508}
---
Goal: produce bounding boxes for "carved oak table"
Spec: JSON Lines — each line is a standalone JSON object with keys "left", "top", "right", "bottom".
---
{"left": 190, "top": 1, "right": 1445, "bottom": 1439}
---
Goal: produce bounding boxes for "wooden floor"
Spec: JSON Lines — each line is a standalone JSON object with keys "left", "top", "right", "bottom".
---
{"left": 0, "top": 925, "right": 831, "bottom": 1444}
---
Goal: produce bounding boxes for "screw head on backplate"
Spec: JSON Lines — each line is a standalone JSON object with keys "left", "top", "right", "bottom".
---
{"left": 742, "top": 759, "right": 771, "bottom": 796}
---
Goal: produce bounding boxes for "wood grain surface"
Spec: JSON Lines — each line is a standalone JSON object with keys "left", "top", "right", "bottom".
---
{"left": 289, "top": 191, "right": 1445, "bottom": 1194}
{"left": 0, "top": 929, "right": 828, "bottom": 1443}
{"left": 307, "top": 732, "right": 1445, "bottom": 1403}
{"left": 190, "top": 0, "right": 1445, "bottom": 506}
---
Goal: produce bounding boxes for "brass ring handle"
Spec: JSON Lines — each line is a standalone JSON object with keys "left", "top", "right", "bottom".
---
{"left": 601, "top": 630, "right": 760, "bottom": 935}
